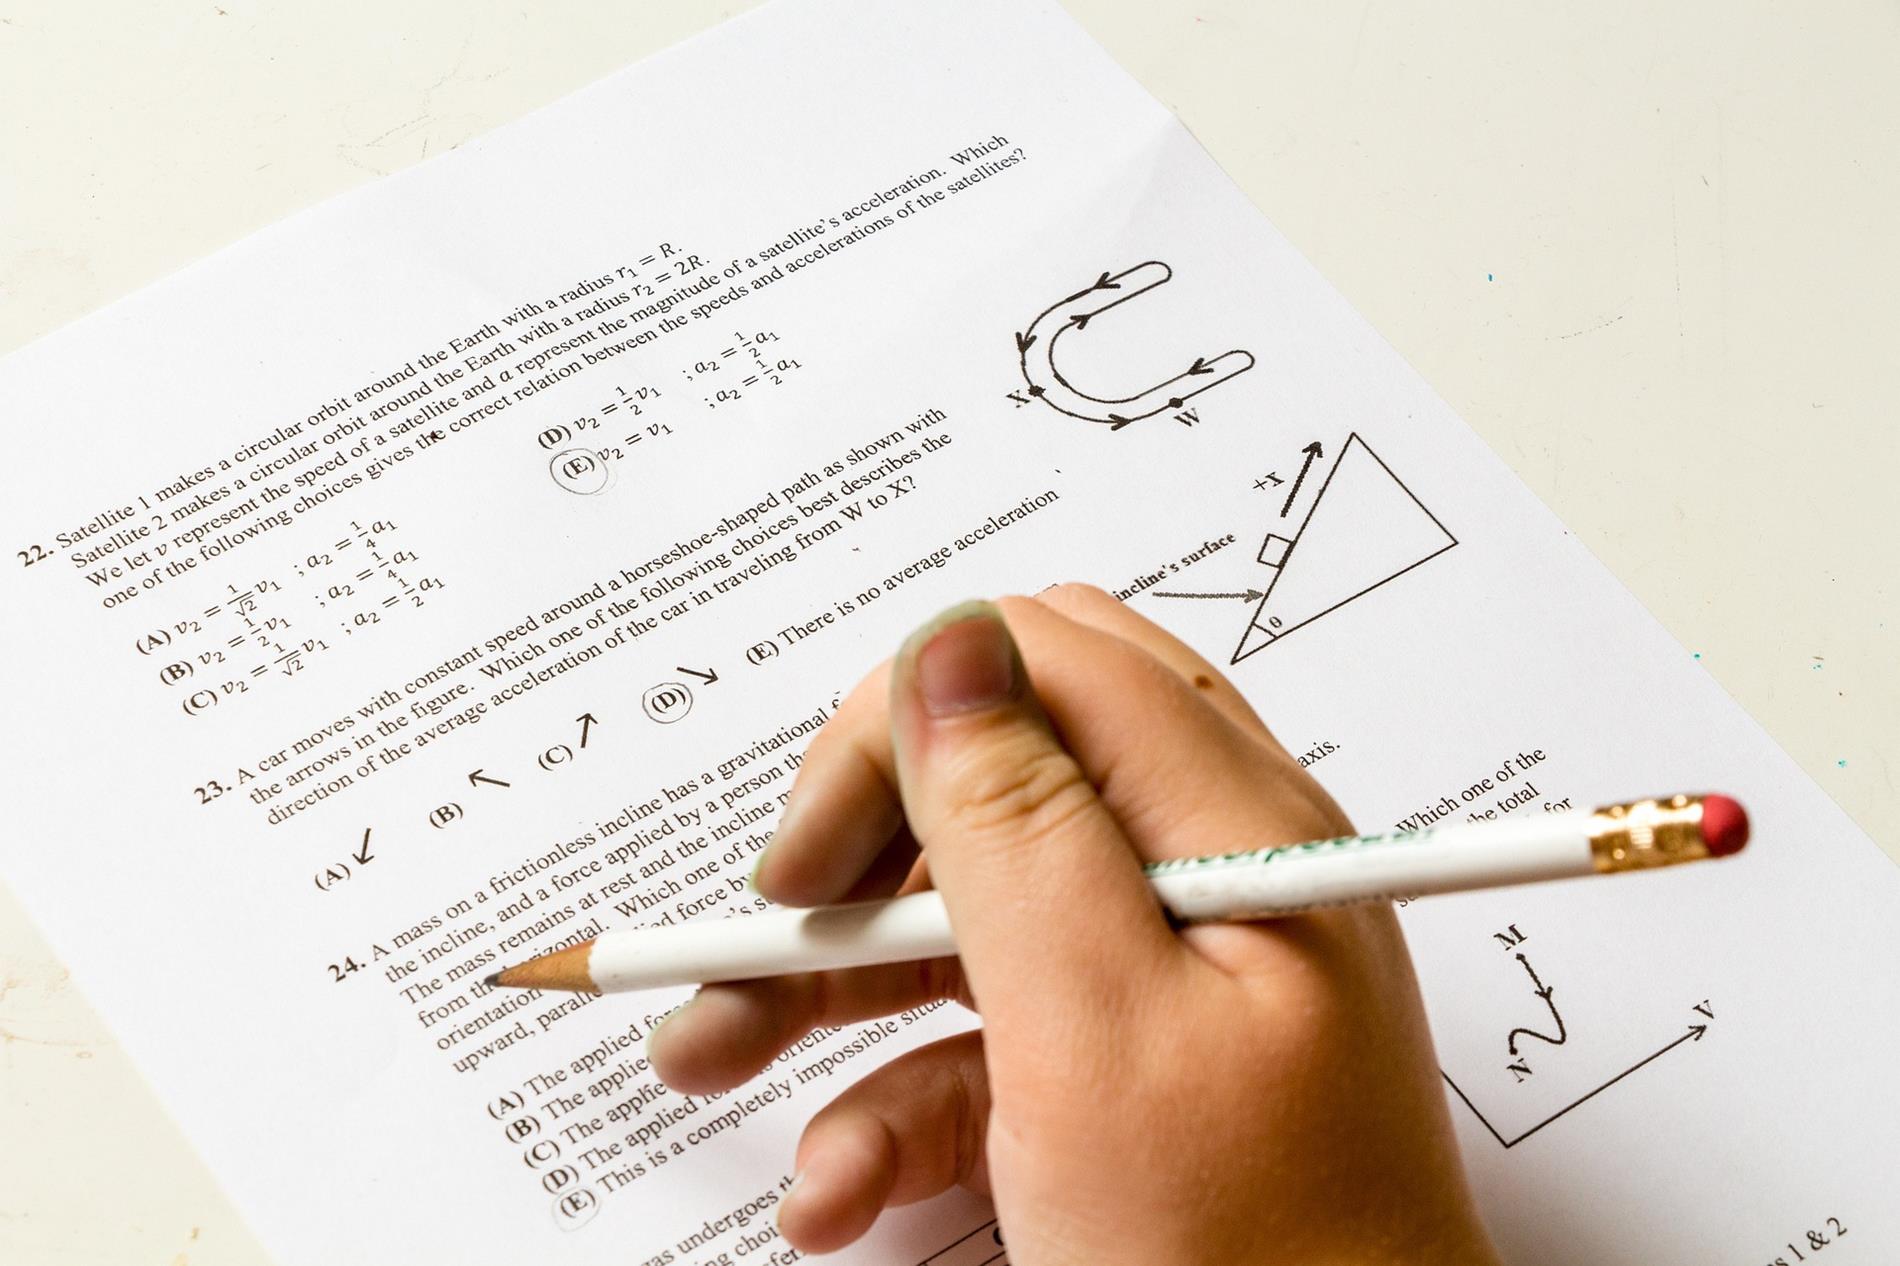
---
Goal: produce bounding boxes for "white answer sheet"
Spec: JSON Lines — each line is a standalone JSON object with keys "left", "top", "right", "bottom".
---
{"left": 3, "top": 2, "right": 1896, "bottom": 1262}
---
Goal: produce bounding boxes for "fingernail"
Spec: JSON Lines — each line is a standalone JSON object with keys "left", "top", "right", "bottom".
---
{"left": 780, "top": 1170, "right": 805, "bottom": 1217}
{"left": 907, "top": 601, "right": 1019, "bottom": 718}
{"left": 747, "top": 844, "right": 781, "bottom": 898}
{"left": 779, "top": 1163, "right": 829, "bottom": 1229}
{"left": 749, "top": 799, "right": 801, "bottom": 894}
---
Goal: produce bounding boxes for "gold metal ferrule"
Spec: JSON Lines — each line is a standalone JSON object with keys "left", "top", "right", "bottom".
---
{"left": 1587, "top": 795, "right": 1710, "bottom": 872}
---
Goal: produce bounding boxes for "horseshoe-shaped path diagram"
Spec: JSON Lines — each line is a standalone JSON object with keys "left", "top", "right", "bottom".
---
{"left": 1016, "top": 261, "right": 1255, "bottom": 428}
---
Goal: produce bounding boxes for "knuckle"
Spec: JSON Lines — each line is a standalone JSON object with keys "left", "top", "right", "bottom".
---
{"left": 940, "top": 734, "right": 1098, "bottom": 845}
{"left": 991, "top": 593, "right": 1043, "bottom": 624}
{"left": 1064, "top": 580, "right": 1118, "bottom": 605}
{"left": 799, "top": 669, "right": 880, "bottom": 765}
{"left": 831, "top": 658, "right": 891, "bottom": 726}
{"left": 1038, "top": 581, "right": 1117, "bottom": 612}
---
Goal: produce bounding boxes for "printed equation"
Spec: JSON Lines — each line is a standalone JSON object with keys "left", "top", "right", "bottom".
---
{"left": 535, "top": 329, "right": 806, "bottom": 496}
{"left": 136, "top": 518, "right": 445, "bottom": 717}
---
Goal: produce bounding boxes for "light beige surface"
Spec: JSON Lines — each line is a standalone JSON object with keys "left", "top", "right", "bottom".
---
{"left": 2, "top": 2, "right": 1893, "bottom": 1261}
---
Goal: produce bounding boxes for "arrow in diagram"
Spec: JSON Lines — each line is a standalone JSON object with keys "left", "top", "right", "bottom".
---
{"left": 1149, "top": 589, "right": 1266, "bottom": 603}
{"left": 1280, "top": 441, "right": 1324, "bottom": 518}
{"left": 1505, "top": 953, "right": 1569, "bottom": 1055}
{"left": 1015, "top": 261, "right": 1255, "bottom": 430}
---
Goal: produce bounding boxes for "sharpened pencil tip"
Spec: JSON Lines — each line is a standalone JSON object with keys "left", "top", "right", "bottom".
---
{"left": 485, "top": 938, "right": 601, "bottom": 994}
{"left": 482, "top": 972, "right": 502, "bottom": 988}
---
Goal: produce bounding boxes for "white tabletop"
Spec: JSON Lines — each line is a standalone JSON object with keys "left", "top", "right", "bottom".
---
{"left": 3, "top": 2, "right": 1894, "bottom": 1261}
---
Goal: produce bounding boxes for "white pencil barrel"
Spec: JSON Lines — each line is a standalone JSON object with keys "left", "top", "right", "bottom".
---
{"left": 583, "top": 814, "right": 1601, "bottom": 991}
{"left": 589, "top": 891, "right": 957, "bottom": 992}
{"left": 1150, "top": 814, "right": 1594, "bottom": 920}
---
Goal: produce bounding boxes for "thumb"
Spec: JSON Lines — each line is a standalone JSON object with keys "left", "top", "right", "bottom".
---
{"left": 889, "top": 601, "right": 1179, "bottom": 1036}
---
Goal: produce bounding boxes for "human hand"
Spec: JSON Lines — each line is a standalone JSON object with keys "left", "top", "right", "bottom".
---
{"left": 649, "top": 586, "right": 1499, "bottom": 1264}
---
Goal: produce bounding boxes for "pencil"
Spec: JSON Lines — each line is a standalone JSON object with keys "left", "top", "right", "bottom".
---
{"left": 488, "top": 793, "right": 1747, "bottom": 995}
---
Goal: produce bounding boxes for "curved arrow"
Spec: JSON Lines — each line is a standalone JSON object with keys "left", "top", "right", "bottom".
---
{"left": 1505, "top": 953, "right": 1568, "bottom": 1054}
{"left": 1016, "top": 261, "right": 1255, "bottom": 428}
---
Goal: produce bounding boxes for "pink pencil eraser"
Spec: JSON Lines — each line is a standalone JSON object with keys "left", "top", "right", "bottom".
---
{"left": 1700, "top": 795, "right": 1750, "bottom": 857}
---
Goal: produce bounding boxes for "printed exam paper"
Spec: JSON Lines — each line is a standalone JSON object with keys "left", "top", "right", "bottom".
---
{"left": 3, "top": 1, "right": 1896, "bottom": 1262}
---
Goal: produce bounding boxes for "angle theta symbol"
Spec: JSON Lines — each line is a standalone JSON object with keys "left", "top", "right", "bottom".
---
{"left": 1014, "top": 261, "right": 1254, "bottom": 429}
